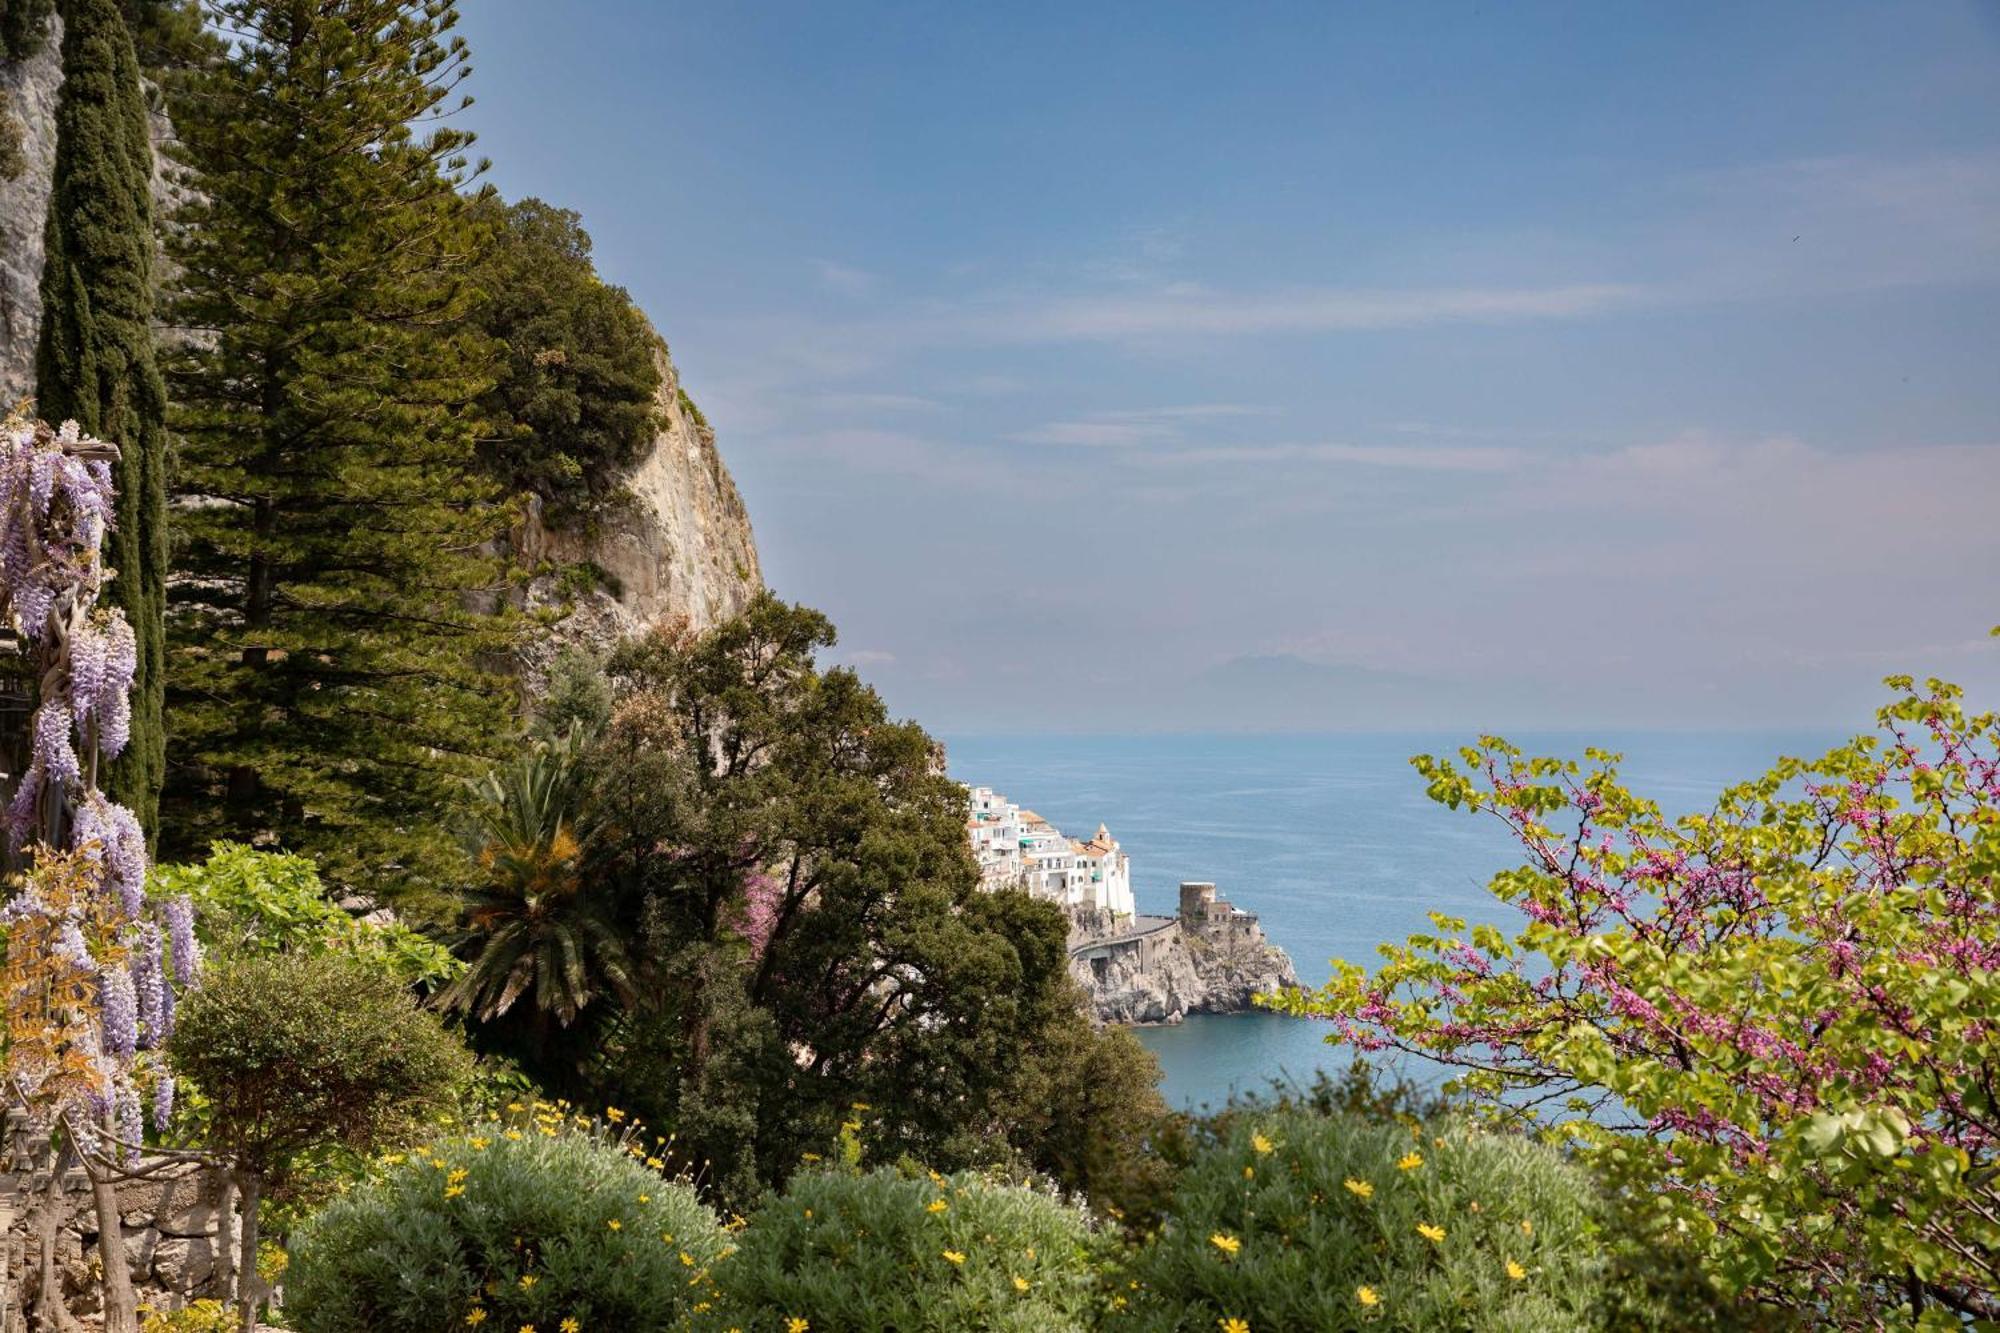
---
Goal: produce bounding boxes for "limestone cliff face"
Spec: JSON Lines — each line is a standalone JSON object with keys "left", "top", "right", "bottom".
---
{"left": 511, "top": 332, "right": 763, "bottom": 679}
{"left": 0, "top": 17, "right": 64, "bottom": 404}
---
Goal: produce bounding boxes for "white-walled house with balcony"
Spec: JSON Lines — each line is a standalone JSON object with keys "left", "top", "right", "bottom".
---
{"left": 965, "top": 786, "right": 1134, "bottom": 918}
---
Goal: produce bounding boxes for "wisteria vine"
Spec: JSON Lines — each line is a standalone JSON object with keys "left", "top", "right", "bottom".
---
{"left": 0, "top": 413, "right": 197, "bottom": 1163}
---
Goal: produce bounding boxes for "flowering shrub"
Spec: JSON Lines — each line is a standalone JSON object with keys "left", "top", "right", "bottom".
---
{"left": 286, "top": 1107, "right": 727, "bottom": 1332}
{"left": 702, "top": 1166, "right": 1107, "bottom": 1332}
{"left": 138, "top": 1300, "right": 234, "bottom": 1333}
{"left": 1125, "top": 1112, "right": 1607, "bottom": 1333}
{"left": 1274, "top": 676, "right": 2000, "bottom": 1325}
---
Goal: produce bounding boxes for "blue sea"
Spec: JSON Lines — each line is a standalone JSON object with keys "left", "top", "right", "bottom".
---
{"left": 941, "top": 731, "right": 1845, "bottom": 1111}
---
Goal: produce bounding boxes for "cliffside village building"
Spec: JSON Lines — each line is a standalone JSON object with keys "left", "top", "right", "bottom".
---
{"left": 966, "top": 786, "right": 1136, "bottom": 918}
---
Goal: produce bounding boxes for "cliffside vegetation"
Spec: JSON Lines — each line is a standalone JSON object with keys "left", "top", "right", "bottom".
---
{"left": 468, "top": 193, "right": 664, "bottom": 516}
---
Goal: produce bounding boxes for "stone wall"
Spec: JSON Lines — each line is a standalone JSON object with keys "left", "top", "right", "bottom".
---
{"left": 2, "top": 1116, "right": 234, "bottom": 1322}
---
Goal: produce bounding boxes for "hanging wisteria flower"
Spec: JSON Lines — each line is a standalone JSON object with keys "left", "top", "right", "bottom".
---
{"left": 32, "top": 699, "right": 82, "bottom": 792}
{"left": 74, "top": 793, "right": 147, "bottom": 917}
{"left": 100, "top": 965, "right": 139, "bottom": 1057}
{"left": 131, "top": 922, "right": 165, "bottom": 1048}
{"left": 152, "top": 1075, "right": 174, "bottom": 1133}
{"left": 165, "top": 894, "right": 200, "bottom": 988}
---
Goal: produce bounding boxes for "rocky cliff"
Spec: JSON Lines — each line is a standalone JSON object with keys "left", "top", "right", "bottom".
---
{"left": 1, "top": 16, "right": 65, "bottom": 405}
{"left": 510, "top": 332, "right": 763, "bottom": 683}
{"left": 2, "top": 27, "right": 762, "bottom": 653}
{"left": 1067, "top": 902, "right": 1300, "bottom": 1026}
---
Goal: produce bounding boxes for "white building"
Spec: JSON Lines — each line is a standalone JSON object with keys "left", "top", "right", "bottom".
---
{"left": 965, "top": 786, "right": 1134, "bottom": 918}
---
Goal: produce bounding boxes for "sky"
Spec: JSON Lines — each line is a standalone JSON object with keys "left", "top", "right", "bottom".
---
{"left": 456, "top": 1, "right": 2000, "bottom": 733}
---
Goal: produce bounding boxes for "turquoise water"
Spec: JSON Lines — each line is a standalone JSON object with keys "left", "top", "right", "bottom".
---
{"left": 941, "top": 731, "right": 1841, "bottom": 1111}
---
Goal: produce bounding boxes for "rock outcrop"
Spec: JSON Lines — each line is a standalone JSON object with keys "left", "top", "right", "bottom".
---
{"left": 1067, "top": 884, "right": 1299, "bottom": 1025}
{"left": 1, "top": 16, "right": 65, "bottom": 405}
{"left": 510, "top": 332, "right": 762, "bottom": 684}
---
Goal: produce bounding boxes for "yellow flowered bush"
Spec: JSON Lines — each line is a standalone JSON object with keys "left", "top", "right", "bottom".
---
{"left": 286, "top": 1108, "right": 726, "bottom": 1332}
{"left": 699, "top": 1165, "right": 1107, "bottom": 1332}
{"left": 1124, "top": 1111, "right": 1609, "bottom": 1332}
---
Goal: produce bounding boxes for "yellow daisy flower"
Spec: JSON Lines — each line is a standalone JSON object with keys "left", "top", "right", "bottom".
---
{"left": 560, "top": 1321, "right": 581, "bottom": 1333}
{"left": 1343, "top": 1177, "right": 1374, "bottom": 1199}
{"left": 927, "top": 1199, "right": 949, "bottom": 1214}
{"left": 1396, "top": 1151, "right": 1423, "bottom": 1171}
{"left": 1416, "top": 1223, "right": 1445, "bottom": 1244}
{"left": 1209, "top": 1233, "right": 1241, "bottom": 1257}
{"left": 1250, "top": 1133, "right": 1274, "bottom": 1155}
{"left": 1220, "top": 1319, "right": 1252, "bottom": 1333}
{"left": 787, "top": 1320, "right": 810, "bottom": 1333}
{"left": 1520, "top": 1219, "right": 1534, "bottom": 1236}
{"left": 518, "top": 1275, "right": 538, "bottom": 1290}
{"left": 464, "top": 1312, "right": 487, "bottom": 1328}
{"left": 942, "top": 1250, "right": 966, "bottom": 1265}
{"left": 606, "top": 1219, "right": 622, "bottom": 1231}
{"left": 1505, "top": 1258, "right": 1527, "bottom": 1281}
{"left": 1357, "top": 1286, "right": 1380, "bottom": 1307}
{"left": 1012, "top": 1275, "right": 1030, "bottom": 1292}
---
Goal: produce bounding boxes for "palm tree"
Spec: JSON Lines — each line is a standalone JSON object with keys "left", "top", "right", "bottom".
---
{"left": 441, "top": 726, "right": 636, "bottom": 1031}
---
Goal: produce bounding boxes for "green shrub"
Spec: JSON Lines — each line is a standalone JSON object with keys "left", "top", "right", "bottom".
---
{"left": 287, "top": 1112, "right": 727, "bottom": 1332}
{"left": 153, "top": 841, "right": 461, "bottom": 984}
{"left": 704, "top": 1166, "right": 1106, "bottom": 1332}
{"left": 1126, "top": 1111, "right": 1609, "bottom": 1333}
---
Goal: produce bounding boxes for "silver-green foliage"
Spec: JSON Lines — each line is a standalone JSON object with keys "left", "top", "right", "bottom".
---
{"left": 287, "top": 1119, "right": 727, "bottom": 1333}
{"left": 1127, "top": 1112, "right": 1608, "bottom": 1333}
{"left": 703, "top": 1166, "right": 1106, "bottom": 1333}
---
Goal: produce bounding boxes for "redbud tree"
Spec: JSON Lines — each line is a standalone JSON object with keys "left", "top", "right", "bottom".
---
{"left": 1273, "top": 672, "right": 2000, "bottom": 1327}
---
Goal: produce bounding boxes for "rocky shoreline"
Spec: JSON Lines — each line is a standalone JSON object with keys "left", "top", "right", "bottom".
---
{"left": 1066, "top": 882, "right": 1300, "bottom": 1026}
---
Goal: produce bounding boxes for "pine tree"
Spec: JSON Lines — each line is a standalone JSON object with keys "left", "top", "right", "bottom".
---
{"left": 33, "top": 0, "right": 168, "bottom": 834}
{"left": 161, "top": 0, "right": 512, "bottom": 900}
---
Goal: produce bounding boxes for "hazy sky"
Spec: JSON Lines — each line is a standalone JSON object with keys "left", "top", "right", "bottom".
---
{"left": 457, "top": 2, "right": 2000, "bottom": 733}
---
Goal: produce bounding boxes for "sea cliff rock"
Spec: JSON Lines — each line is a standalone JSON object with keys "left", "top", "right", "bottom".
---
{"left": 510, "top": 331, "right": 763, "bottom": 683}
{"left": 1067, "top": 882, "right": 1300, "bottom": 1025}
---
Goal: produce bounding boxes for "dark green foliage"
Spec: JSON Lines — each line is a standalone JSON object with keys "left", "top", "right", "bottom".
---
{"left": 534, "top": 645, "right": 613, "bottom": 740}
{"left": 461, "top": 595, "right": 1170, "bottom": 1209}
{"left": 167, "top": 950, "right": 471, "bottom": 1191}
{"left": 469, "top": 194, "right": 661, "bottom": 513}
{"left": 703, "top": 1167, "right": 1107, "bottom": 1333}
{"left": 287, "top": 1118, "right": 727, "bottom": 1333}
{"left": 32, "top": 0, "right": 167, "bottom": 830}
{"left": 1127, "top": 1111, "right": 1611, "bottom": 1333}
{"left": 160, "top": 0, "right": 514, "bottom": 898}
{"left": 0, "top": 0, "right": 53, "bottom": 59}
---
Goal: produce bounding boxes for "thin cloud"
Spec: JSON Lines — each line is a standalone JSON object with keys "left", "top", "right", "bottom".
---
{"left": 996, "top": 282, "right": 1642, "bottom": 342}
{"left": 1012, "top": 403, "right": 1272, "bottom": 447}
{"left": 1144, "top": 442, "right": 1531, "bottom": 471}
{"left": 812, "top": 259, "right": 877, "bottom": 295}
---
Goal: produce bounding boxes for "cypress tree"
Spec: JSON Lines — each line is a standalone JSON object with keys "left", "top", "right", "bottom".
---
{"left": 161, "top": 0, "right": 512, "bottom": 899}
{"left": 33, "top": 0, "right": 168, "bottom": 833}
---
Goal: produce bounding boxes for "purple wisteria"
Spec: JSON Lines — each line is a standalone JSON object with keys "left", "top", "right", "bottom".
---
{"left": 0, "top": 413, "right": 195, "bottom": 1158}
